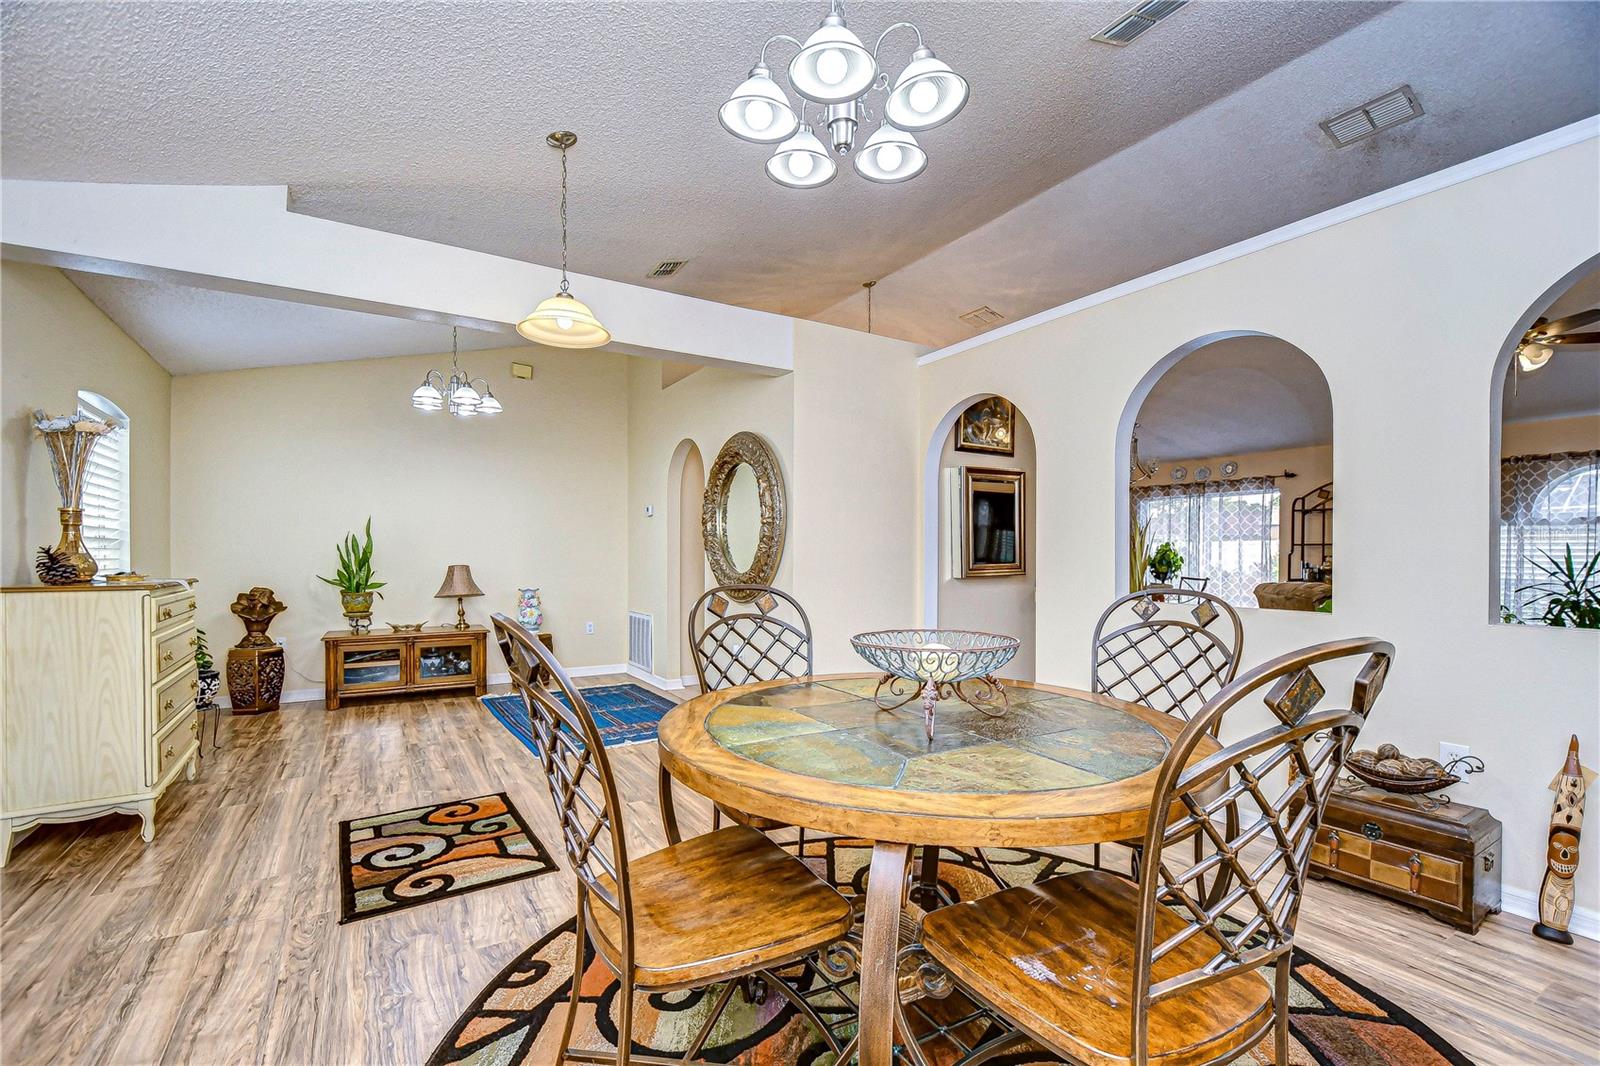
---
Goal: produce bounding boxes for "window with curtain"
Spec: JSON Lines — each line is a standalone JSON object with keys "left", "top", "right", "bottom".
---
{"left": 76, "top": 391, "right": 131, "bottom": 573}
{"left": 1499, "top": 450, "right": 1599, "bottom": 623}
{"left": 1134, "top": 477, "right": 1279, "bottom": 607}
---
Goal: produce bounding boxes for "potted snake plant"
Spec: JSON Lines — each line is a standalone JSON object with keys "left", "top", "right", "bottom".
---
{"left": 318, "top": 517, "right": 386, "bottom": 633}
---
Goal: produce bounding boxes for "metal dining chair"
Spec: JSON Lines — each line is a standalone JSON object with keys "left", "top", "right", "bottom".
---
{"left": 1091, "top": 587, "right": 1244, "bottom": 725}
{"left": 908, "top": 637, "right": 1395, "bottom": 1066}
{"left": 672, "top": 585, "right": 816, "bottom": 843}
{"left": 490, "top": 614, "right": 852, "bottom": 1066}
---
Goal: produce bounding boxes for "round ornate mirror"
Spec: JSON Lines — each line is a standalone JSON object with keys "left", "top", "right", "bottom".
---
{"left": 703, "top": 431, "right": 786, "bottom": 600}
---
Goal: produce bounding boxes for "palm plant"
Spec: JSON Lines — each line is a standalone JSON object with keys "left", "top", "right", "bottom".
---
{"left": 318, "top": 517, "right": 386, "bottom": 596}
{"left": 1516, "top": 546, "right": 1600, "bottom": 629}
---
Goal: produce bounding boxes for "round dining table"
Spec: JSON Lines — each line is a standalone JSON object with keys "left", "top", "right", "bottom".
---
{"left": 657, "top": 672, "right": 1220, "bottom": 1066}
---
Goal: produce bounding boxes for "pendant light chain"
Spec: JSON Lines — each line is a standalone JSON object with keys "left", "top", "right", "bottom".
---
{"left": 558, "top": 145, "right": 570, "bottom": 294}
{"left": 863, "top": 280, "right": 876, "bottom": 334}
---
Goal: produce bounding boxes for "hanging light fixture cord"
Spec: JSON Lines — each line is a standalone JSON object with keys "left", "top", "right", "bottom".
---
{"left": 557, "top": 144, "right": 570, "bottom": 294}
{"left": 863, "top": 280, "right": 876, "bottom": 334}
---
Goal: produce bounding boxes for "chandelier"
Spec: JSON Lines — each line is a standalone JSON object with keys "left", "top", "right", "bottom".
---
{"left": 719, "top": 0, "right": 969, "bottom": 188}
{"left": 517, "top": 131, "right": 611, "bottom": 348}
{"left": 1130, "top": 424, "right": 1159, "bottom": 483}
{"left": 410, "top": 328, "right": 503, "bottom": 417}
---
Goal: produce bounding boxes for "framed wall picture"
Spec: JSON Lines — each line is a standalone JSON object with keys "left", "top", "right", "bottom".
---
{"left": 955, "top": 397, "right": 1015, "bottom": 456}
{"left": 961, "top": 467, "right": 1026, "bottom": 578}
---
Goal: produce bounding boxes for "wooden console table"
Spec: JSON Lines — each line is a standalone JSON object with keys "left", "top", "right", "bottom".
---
{"left": 322, "top": 626, "right": 487, "bottom": 710}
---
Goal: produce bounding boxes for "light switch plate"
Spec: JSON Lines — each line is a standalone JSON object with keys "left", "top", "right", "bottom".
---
{"left": 585, "top": 622, "right": 595, "bottom": 634}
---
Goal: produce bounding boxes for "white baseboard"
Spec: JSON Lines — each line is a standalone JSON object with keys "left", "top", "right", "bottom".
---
{"left": 626, "top": 664, "right": 686, "bottom": 691}
{"left": 1499, "top": 886, "right": 1599, "bottom": 943}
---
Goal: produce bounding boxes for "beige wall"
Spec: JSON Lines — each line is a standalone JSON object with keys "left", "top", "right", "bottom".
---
{"left": 1, "top": 262, "right": 172, "bottom": 584}
{"left": 1502, "top": 413, "right": 1600, "bottom": 456}
{"left": 916, "top": 140, "right": 1600, "bottom": 922}
{"left": 1144, "top": 444, "right": 1334, "bottom": 583}
{"left": 170, "top": 347, "right": 630, "bottom": 692}
{"left": 936, "top": 405, "right": 1037, "bottom": 679}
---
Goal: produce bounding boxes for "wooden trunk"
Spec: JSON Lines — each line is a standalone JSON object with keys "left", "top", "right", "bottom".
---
{"left": 1311, "top": 787, "right": 1502, "bottom": 933}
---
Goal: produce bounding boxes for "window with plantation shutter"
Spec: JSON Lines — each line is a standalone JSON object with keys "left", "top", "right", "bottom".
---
{"left": 76, "top": 391, "right": 131, "bottom": 573}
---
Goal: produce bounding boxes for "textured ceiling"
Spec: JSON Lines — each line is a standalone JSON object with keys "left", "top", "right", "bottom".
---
{"left": 1, "top": 0, "right": 1389, "bottom": 333}
{"left": 63, "top": 272, "right": 509, "bottom": 376}
{"left": 1134, "top": 336, "right": 1333, "bottom": 458}
{"left": 819, "top": 1, "right": 1600, "bottom": 345}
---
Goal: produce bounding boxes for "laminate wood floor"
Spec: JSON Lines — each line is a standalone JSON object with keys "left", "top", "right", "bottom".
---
{"left": 2, "top": 680, "right": 1595, "bottom": 1066}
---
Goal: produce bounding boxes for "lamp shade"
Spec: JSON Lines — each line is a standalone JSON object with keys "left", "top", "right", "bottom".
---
{"left": 517, "top": 291, "right": 612, "bottom": 348}
{"left": 766, "top": 124, "right": 836, "bottom": 189}
{"left": 788, "top": 16, "right": 877, "bottom": 104}
{"left": 719, "top": 65, "right": 799, "bottom": 143}
{"left": 883, "top": 48, "right": 969, "bottom": 132}
{"left": 854, "top": 124, "right": 927, "bottom": 183}
{"left": 435, "top": 564, "right": 485, "bottom": 599}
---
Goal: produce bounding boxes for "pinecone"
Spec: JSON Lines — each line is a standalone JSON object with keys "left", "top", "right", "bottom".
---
{"left": 35, "top": 545, "right": 80, "bottom": 585}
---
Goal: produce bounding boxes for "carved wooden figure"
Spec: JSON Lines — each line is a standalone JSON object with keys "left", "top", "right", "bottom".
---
{"left": 1534, "top": 735, "right": 1585, "bottom": 944}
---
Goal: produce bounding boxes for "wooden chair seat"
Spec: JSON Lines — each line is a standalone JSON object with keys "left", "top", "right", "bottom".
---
{"left": 589, "top": 824, "right": 853, "bottom": 990}
{"left": 920, "top": 870, "right": 1272, "bottom": 1066}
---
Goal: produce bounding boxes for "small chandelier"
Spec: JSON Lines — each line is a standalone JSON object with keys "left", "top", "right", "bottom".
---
{"left": 1130, "top": 424, "right": 1159, "bottom": 483}
{"left": 411, "top": 328, "right": 503, "bottom": 417}
{"left": 518, "top": 131, "right": 611, "bottom": 349}
{"left": 720, "top": 0, "right": 969, "bottom": 189}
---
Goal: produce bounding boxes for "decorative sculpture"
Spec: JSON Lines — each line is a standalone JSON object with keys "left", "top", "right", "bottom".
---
{"left": 227, "top": 587, "right": 286, "bottom": 715}
{"left": 229, "top": 587, "right": 286, "bottom": 648}
{"left": 1534, "top": 735, "right": 1586, "bottom": 944}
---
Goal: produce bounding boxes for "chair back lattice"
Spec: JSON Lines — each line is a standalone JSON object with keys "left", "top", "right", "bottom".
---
{"left": 1092, "top": 588, "right": 1244, "bottom": 724}
{"left": 1129, "top": 637, "right": 1394, "bottom": 1062}
{"left": 491, "top": 614, "right": 634, "bottom": 962}
{"left": 688, "top": 584, "right": 814, "bottom": 692}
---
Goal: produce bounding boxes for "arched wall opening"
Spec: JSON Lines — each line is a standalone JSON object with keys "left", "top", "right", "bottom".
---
{"left": 665, "top": 438, "right": 706, "bottom": 685}
{"left": 922, "top": 395, "right": 1037, "bottom": 680}
{"left": 1489, "top": 254, "right": 1600, "bottom": 626}
{"left": 1115, "top": 331, "right": 1335, "bottom": 613}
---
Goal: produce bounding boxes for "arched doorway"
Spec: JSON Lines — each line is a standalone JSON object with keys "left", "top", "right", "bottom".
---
{"left": 922, "top": 395, "right": 1037, "bottom": 680}
{"left": 1116, "top": 332, "right": 1334, "bottom": 613}
{"left": 1489, "top": 255, "right": 1600, "bottom": 626}
{"left": 666, "top": 439, "right": 707, "bottom": 685}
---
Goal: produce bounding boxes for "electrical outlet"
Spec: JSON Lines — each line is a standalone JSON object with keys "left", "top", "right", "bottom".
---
{"left": 644, "top": 505, "right": 655, "bottom": 518}
{"left": 585, "top": 622, "right": 595, "bottom": 635}
{"left": 1439, "top": 742, "right": 1470, "bottom": 766}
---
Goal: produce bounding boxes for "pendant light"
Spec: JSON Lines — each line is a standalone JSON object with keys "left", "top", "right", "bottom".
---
{"left": 411, "top": 328, "right": 502, "bottom": 418}
{"left": 517, "top": 131, "right": 612, "bottom": 349}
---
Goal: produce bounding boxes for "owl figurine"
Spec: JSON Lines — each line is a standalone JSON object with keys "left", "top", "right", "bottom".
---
{"left": 517, "top": 587, "right": 544, "bottom": 632}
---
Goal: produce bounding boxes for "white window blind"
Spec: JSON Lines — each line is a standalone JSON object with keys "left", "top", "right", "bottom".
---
{"left": 76, "top": 391, "right": 131, "bottom": 573}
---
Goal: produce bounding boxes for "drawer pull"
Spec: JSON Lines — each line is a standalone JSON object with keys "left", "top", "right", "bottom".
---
{"left": 163, "top": 698, "right": 175, "bottom": 713}
{"left": 159, "top": 606, "right": 173, "bottom": 621}
{"left": 1407, "top": 853, "right": 1423, "bottom": 894}
{"left": 1484, "top": 853, "right": 1495, "bottom": 872}
{"left": 1362, "top": 822, "right": 1383, "bottom": 841}
{"left": 162, "top": 650, "right": 175, "bottom": 663}
{"left": 187, "top": 600, "right": 196, "bottom": 611}
{"left": 1326, "top": 830, "right": 1341, "bottom": 867}
{"left": 188, "top": 636, "right": 198, "bottom": 648}
{"left": 164, "top": 744, "right": 176, "bottom": 759}
{"left": 190, "top": 678, "right": 198, "bottom": 692}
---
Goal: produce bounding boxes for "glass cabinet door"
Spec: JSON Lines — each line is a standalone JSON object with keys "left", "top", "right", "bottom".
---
{"left": 412, "top": 639, "right": 478, "bottom": 687}
{"left": 340, "top": 643, "right": 406, "bottom": 691}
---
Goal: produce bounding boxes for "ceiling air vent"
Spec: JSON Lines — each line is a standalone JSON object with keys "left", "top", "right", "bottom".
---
{"left": 1091, "top": 0, "right": 1188, "bottom": 46}
{"left": 648, "top": 259, "right": 688, "bottom": 278}
{"left": 959, "top": 305, "right": 1006, "bottom": 328}
{"left": 1319, "top": 85, "right": 1423, "bottom": 148}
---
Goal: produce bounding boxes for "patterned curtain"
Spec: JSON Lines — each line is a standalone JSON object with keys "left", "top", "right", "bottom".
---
{"left": 1134, "top": 477, "right": 1279, "bottom": 608}
{"left": 1500, "top": 451, "right": 1600, "bottom": 622}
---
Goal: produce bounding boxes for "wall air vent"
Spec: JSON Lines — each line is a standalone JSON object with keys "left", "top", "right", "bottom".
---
{"left": 648, "top": 259, "right": 688, "bottom": 278}
{"left": 1091, "top": 0, "right": 1188, "bottom": 45}
{"left": 959, "top": 305, "right": 1006, "bottom": 328}
{"left": 1319, "top": 85, "right": 1423, "bottom": 148}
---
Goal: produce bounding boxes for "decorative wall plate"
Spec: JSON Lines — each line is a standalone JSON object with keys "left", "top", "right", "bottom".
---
{"left": 1194, "top": 466, "right": 1211, "bottom": 481}
{"left": 1221, "top": 461, "right": 1239, "bottom": 477}
{"left": 1169, "top": 466, "right": 1187, "bottom": 481}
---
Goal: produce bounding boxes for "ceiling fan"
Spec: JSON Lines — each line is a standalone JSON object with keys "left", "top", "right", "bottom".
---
{"left": 1517, "top": 308, "right": 1600, "bottom": 373}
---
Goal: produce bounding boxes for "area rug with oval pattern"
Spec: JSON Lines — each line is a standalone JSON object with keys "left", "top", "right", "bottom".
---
{"left": 428, "top": 840, "right": 1473, "bottom": 1066}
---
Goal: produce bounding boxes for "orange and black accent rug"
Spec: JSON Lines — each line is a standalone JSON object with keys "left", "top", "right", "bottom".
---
{"left": 428, "top": 840, "right": 1472, "bottom": 1065}
{"left": 339, "top": 793, "right": 558, "bottom": 924}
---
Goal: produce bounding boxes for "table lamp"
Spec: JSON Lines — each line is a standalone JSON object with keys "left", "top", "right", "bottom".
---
{"left": 435, "top": 564, "right": 484, "bottom": 630}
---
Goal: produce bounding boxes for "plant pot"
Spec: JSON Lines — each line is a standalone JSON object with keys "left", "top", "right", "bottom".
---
{"left": 341, "top": 590, "right": 374, "bottom": 633}
{"left": 196, "top": 668, "right": 221, "bottom": 711}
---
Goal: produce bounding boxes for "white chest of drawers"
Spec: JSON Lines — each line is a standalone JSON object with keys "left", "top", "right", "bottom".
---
{"left": 1, "top": 580, "right": 202, "bottom": 865}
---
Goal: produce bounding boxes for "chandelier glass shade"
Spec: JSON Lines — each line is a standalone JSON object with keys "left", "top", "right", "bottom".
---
{"left": 718, "top": 65, "right": 800, "bottom": 142}
{"left": 412, "top": 328, "right": 502, "bottom": 417}
{"left": 767, "top": 124, "right": 837, "bottom": 188}
{"left": 519, "top": 131, "right": 610, "bottom": 350}
{"left": 854, "top": 123, "right": 925, "bottom": 183}
{"left": 517, "top": 291, "right": 612, "bottom": 348}
{"left": 884, "top": 48, "right": 969, "bottom": 131}
{"left": 720, "top": 1, "right": 968, "bottom": 189}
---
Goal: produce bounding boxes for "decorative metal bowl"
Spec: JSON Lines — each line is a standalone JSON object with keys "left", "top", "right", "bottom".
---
{"left": 850, "top": 629, "right": 1021, "bottom": 743}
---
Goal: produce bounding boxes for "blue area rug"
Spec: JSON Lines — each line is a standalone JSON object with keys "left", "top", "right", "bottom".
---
{"left": 482, "top": 683, "right": 676, "bottom": 751}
